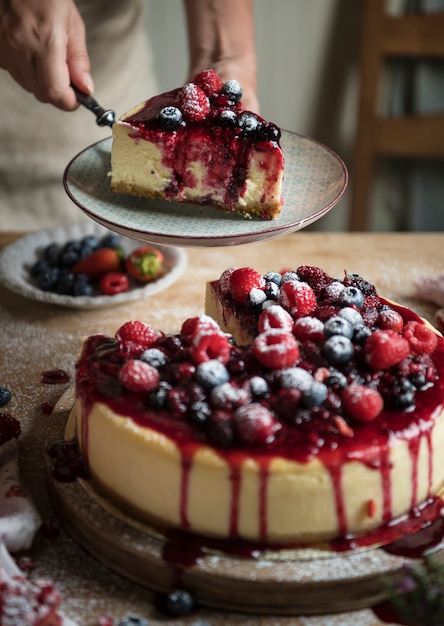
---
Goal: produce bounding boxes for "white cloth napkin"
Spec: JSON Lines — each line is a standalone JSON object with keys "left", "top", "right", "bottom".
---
{"left": 0, "top": 440, "right": 41, "bottom": 553}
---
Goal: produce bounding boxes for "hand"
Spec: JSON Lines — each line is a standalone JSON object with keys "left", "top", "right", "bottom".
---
{"left": 0, "top": 0, "right": 93, "bottom": 110}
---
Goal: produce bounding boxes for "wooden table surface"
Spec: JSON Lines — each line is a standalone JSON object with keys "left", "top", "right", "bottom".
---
{"left": 2, "top": 229, "right": 442, "bottom": 626}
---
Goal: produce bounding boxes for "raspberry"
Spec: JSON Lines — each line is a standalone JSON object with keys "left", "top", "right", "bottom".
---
{"left": 219, "top": 267, "right": 236, "bottom": 295}
{"left": 180, "top": 315, "right": 219, "bottom": 343}
{"left": 253, "top": 329, "right": 300, "bottom": 369}
{"left": 402, "top": 320, "right": 438, "bottom": 354}
{"left": 278, "top": 281, "right": 317, "bottom": 317}
{"left": 341, "top": 384, "right": 384, "bottom": 421}
{"left": 258, "top": 304, "right": 294, "bottom": 333}
{"left": 229, "top": 267, "right": 265, "bottom": 304}
{"left": 192, "top": 68, "right": 223, "bottom": 97}
{"left": 119, "top": 359, "right": 160, "bottom": 392}
{"left": 99, "top": 271, "right": 129, "bottom": 295}
{"left": 191, "top": 329, "right": 231, "bottom": 364}
{"left": 115, "top": 320, "right": 159, "bottom": 355}
{"left": 176, "top": 83, "right": 210, "bottom": 122}
{"left": 234, "top": 404, "right": 280, "bottom": 444}
{"left": 364, "top": 329, "right": 410, "bottom": 370}
{"left": 378, "top": 308, "right": 404, "bottom": 332}
{"left": 293, "top": 316, "right": 325, "bottom": 342}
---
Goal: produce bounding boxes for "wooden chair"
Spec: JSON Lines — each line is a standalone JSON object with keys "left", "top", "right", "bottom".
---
{"left": 349, "top": 0, "right": 444, "bottom": 231}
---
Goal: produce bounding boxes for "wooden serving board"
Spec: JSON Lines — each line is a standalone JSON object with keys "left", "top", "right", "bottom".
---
{"left": 45, "top": 389, "right": 440, "bottom": 617}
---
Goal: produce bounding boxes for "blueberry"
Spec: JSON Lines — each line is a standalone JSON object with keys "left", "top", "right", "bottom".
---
{"left": 339, "top": 286, "right": 365, "bottom": 309}
{"left": 99, "top": 233, "right": 121, "bottom": 249}
{"left": 43, "top": 243, "right": 61, "bottom": 265}
{"left": 158, "top": 106, "right": 183, "bottom": 129}
{"left": 302, "top": 381, "right": 328, "bottom": 408}
{"left": 247, "top": 376, "right": 269, "bottom": 399}
{"left": 324, "top": 316, "right": 354, "bottom": 339}
{"left": 165, "top": 588, "right": 195, "bottom": 617}
{"left": 79, "top": 235, "right": 98, "bottom": 257}
{"left": 221, "top": 79, "right": 242, "bottom": 104}
{"left": 0, "top": 386, "right": 11, "bottom": 407}
{"left": 338, "top": 307, "right": 364, "bottom": 328}
{"left": 219, "top": 108, "right": 237, "bottom": 126}
{"left": 117, "top": 615, "right": 148, "bottom": 626}
{"left": 72, "top": 279, "right": 94, "bottom": 297}
{"left": 238, "top": 112, "right": 260, "bottom": 135}
{"left": 281, "top": 271, "right": 300, "bottom": 283}
{"left": 140, "top": 348, "right": 167, "bottom": 368}
{"left": 323, "top": 335, "right": 354, "bottom": 365}
{"left": 62, "top": 240, "right": 82, "bottom": 255}
{"left": 324, "top": 371, "right": 348, "bottom": 391}
{"left": 189, "top": 400, "right": 211, "bottom": 424}
{"left": 59, "top": 249, "right": 80, "bottom": 268}
{"left": 195, "top": 360, "right": 229, "bottom": 390}
{"left": 263, "top": 271, "right": 282, "bottom": 286}
{"left": 30, "top": 259, "right": 51, "bottom": 278}
{"left": 56, "top": 271, "right": 76, "bottom": 295}
{"left": 37, "top": 267, "right": 59, "bottom": 291}
{"left": 277, "top": 367, "right": 314, "bottom": 391}
{"left": 149, "top": 381, "right": 172, "bottom": 409}
{"left": 245, "top": 287, "right": 267, "bottom": 311}
{"left": 353, "top": 325, "right": 372, "bottom": 345}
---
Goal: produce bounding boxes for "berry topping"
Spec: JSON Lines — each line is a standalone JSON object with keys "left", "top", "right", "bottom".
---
{"left": 180, "top": 315, "right": 220, "bottom": 342}
{"left": 278, "top": 281, "right": 317, "bottom": 317}
{"left": 99, "top": 272, "right": 129, "bottom": 295}
{"left": 195, "top": 360, "right": 230, "bottom": 389}
{"left": 293, "top": 316, "right": 325, "bottom": 342}
{"left": 117, "top": 614, "right": 149, "bottom": 626}
{"left": 378, "top": 308, "right": 404, "bottom": 332}
{"left": 176, "top": 83, "right": 210, "bottom": 122}
{"left": 341, "top": 384, "right": 384, "bottom": 421}
{"left": 230, "top": 267, "right": 265, "bottom": 304}
{"left": 192, "top": 68, "right": 223, "bottom": 97}
{"left": 323, "top": 335, "right": 354, "bottom": 365}
{"left": 402, "top": 321, "right": 438, "bottom": 354}
{"left": 234, "top": 404, "right": 280, "bottom": 444}
{"left": 238, "top": 111, "right": 260, "bottom": 135}
{"left": 324, "top": 316, "right": 354, "bottom": 339}
{"left": 364, "top": 329, "right": 410, "bottom": 370}
{"left": 219, "top": 268, "right": 236, "bottom": 295}
{"left": 119, "top": 359, "right": 160, "bottom": 392}
{"left": 253, "top": 329, "right": 299, "bottom": 369}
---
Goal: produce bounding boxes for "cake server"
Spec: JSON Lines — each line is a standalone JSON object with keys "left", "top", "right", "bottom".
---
{"left": 71, "top": 84, "right": 116, "bottom": 127}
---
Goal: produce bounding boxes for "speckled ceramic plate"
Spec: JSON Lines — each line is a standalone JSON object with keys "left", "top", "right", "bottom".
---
{"left": 63, "top": 132, "right": 348, "bottom": 248}
{"left": 0, "top": 222, "right": 187, "bottom": 309}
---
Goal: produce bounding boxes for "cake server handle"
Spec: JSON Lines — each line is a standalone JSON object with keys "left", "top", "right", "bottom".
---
{"left": 71, "top": 83, "right": 116, "bottom": 127}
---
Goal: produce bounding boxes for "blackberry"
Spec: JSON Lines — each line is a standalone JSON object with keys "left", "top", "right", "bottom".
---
{"left": 221, "top": 79, "right": 242, "bottom": 104}
{"left": 158, "top": 106, "right": 183, "bottom": 130}
{"left": 344, "top": 273, "right": 377, "bottom": 296}
{"left": 165, "top": 588, "right": 195, "bottom": 617}
{"left": 258, "top": 122, "right": 281, "bottom": 142}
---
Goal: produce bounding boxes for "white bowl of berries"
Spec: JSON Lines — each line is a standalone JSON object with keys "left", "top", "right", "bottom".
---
{"left": 0, "top": 222, "right": 187, "bottom": 309}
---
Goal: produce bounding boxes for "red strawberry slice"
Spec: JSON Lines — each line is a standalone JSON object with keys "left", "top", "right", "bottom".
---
{"left": 72, "top": 248, "right": 122, "bottom": 280}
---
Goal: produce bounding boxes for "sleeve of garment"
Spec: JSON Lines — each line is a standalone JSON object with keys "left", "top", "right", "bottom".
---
{"left": 183, "top": 0, "right": 258, "bottom": 111}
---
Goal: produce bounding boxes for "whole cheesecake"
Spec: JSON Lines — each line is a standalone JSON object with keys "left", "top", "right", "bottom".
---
{"left": 75, "top": 265, "right": 444, "bottom": 547}
{"left": 110, "top": 69, "right": 284, "bottom": 219}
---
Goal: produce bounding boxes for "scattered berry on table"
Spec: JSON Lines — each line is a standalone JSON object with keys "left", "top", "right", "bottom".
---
{"left": 0, "top": 386, "right": 11, "bottom": 407}
{"left": 117, "top": 615, "right": 148, "bottom": 626}
{"left": 165, "top": 588, "right": 195, "bottom": 617}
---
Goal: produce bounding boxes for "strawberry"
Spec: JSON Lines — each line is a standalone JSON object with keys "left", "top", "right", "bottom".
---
{"left": 364, "top": 329, "right": 410, "bottom": 370}
{"left": 192, "top": 68, "right": 223, "bottom": 97}
{"left": 72, "top": 247, "right": 122, "bottom": 280}
{"left": 341, "top": 384, "right": 384, "bottom": 421}
{"left": 176, "top": 83, "right": 210, "bottom": 122}
{"left": 258, "top": 304, "right": 294, "bottom": 334}
{"left": 402, "top": 320, "right": 438, "bottom": 354}
{"left": 99, "top": 272, "right": 129, "bottom": 295}
{"left": 125, "top": 246, "right": 165, "bottom": 283}
{"left": 119, "top": 359, "right": 160, "bottom": 392}
{"left": 115, "top": 320, "right": 159, "bottom": 356}
{"left": 278, "top": 281, "right": 317, "bottom": 317}
{"left": 253, "top": 329, "right": 300, "bottom": 369}
{"left": 229, "top": 267, "right": 265, "bottom": 304}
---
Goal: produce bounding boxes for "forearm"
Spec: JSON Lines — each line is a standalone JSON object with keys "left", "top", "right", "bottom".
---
{"left": 183, "top": 0, "right": 258, "bottom": 110}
